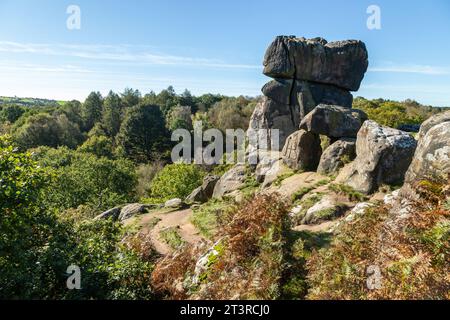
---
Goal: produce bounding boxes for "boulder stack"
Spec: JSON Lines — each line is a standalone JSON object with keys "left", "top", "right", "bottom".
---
{"left": 249, "top": 36, "right": 369, "bottom": 150}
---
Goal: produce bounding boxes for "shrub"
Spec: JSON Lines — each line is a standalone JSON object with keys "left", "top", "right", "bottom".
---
{"left": 34, "top": 147, "right": 137, "bottom": 211}
{"left": 307, "top": 178, "right": 450, "bottom": 300}
{"left": 146, "top": 163, "right": 205, "bottom": 203}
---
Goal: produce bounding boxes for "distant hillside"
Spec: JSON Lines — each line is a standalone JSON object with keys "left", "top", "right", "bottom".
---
{"left": 0, "top": 96, "right": 65, "bottom": 107}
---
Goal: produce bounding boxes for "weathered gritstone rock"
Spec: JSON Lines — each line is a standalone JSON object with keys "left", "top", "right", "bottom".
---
{"left": 263, "top": 36, "right": 369, "bottom": 91}
{"left": 213, "top": 164, "right": 247, "bottom": 199}
{"left": 254, "top": 151, "right": 282, "bottom": 183}
{"left": 404, "top": 118, "right": 450, "bottom": 188}
{"left": 417, "top": 109, "right": 450, "bottom": 141}
{"left": 248, "top": 96, "right": 299, "bottom": 151}
{"left": 248, "top": 36, "right": 367, "bottom": 154}
{"left": 119, "top": 203, "right": 149, "bottom": 221}
{"left": 336, "top": 120, "right": 417, "bottom": 194}
{"left": 262, "top": 79, "right": 353, "bottom": 119}
{"left": 300, "top": 105, "right": 368, "bottom": 138}
{"left": 301, "top": 196, "right": 349, "bottom": 225}
{"left": 282, "top": 129, "right": 322, "bottom": 171}
{"left": 164, "top": 198, "right": 184, "bottom": 208}
{"left": 317, "top": 138, "right": 356, "bottom": 175}
{"left": 94, "top": 207, "right": 121, "bottom": 221}
{"left": 186, "top": 175, "right": 220, "bottom": 203}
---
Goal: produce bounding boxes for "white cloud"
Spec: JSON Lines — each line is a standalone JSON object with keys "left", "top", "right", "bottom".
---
{"left": 0, "top": 41, "right": 260, "bottom": 69}
{"left": 368, "top": 64, "right": 449, "bottom": 75}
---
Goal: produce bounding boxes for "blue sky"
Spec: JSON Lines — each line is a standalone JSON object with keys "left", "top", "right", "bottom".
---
{"left": 0, "top": 0, "right": 449, "bottom": 106}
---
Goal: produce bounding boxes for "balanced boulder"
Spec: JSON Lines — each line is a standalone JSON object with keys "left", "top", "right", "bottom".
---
{"left": 299, "top": 105, "right": 368, "bottom": 138}
{"left": 282, "top": 130, "right": 322, "bottom": 171}
{"left": 317, "top": 138, "right": 356, "bottom": 175}
{"left": 263, "top": 36, "right": 369, "bottom": 91}
{"left": 337, "top": 120, "right": 417, "bottom": 194}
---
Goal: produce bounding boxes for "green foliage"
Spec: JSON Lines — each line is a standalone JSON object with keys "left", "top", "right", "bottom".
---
{"left": 77, "top": 135, "right": 114, "bottom": 158}
{"left": 0, "top": 137, "right": 155, "bottom": 299}
{"left": 13, "top": 113, "right": 83, "bottom": 149}
{"left": 167, "top": 105, "right": 193, "bottom": 131}
{"left": 191, "top": 199, "right": 233, "bottom": 239}
{"left": 146, "top": 163, "right": 205, "bottom": 203}
{"left": 81, "top": 92, "right": 103, "bottom": 132}
{"left": 102, "top": 91, "right": 123, "bottom": 138}
{"left": 0, "top": 105, "right": 26, "bottom": 123}
{"left": 206, "top": 96, "right": 256, "bottom": 132}
{"left": 160, "top": 227, "right": 185, "bottom": 250}
{"left": 116, "top": 103, "right": 169, "bottom": 162}
{"left": 353, "top": 97, "right": 441, "bottom": 129}
{"left": 328, "top": 183, "right": 367, "bottom": 202}
{"left": 34, "top": 147, "right": 137, "bottom": 211}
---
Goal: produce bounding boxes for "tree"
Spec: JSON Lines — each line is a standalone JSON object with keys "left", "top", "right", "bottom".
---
{"left": 116, "top": 103, "right": 169, "bottom": 162}
{"left": 102, "top": 91, "right": 122, "bottom": 137}
{"left": 147, "top": 163, "right": 205, "bottom": 202}
{"left": 78, "top": 135, "right": 114, "bottom": 159}
{"left": 0, "top": 136, "right": 154, "bottom": 299}
{"left": 13, "top": 113, "right": 83, "bottom": 149}
{"left": 35, "top": 147, "right": 137, "bottom": 211}
{"left": 167, "top": 105, "right": 193, "bottom": 131}
{"left": 120, "top": 88, "right": 141, "bottom": 109}
{"left": 0, "top": 104, "right": 25, "bottom": 123}
{"left": 82, "top": 92, "right": 103, "bottom": 131}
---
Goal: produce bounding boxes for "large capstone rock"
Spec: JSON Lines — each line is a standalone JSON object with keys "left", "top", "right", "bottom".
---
{"left": 263, "top": 36, "right": 369, "bottom": 91}
{"left": 213, "top": 164, "right": 247, "bottom": 199}
{"left": 336, "top": 120, "right": 417, "bottom": 194}
{"left": 299, "top": 105, "right": 368, "bottom": 138}
{"left": 119, "top": 203, "right": 148, "bottom": 221}
{"left": 186, "top": 175, "right": 220, "bottom": 203}
{"left": 282, "top": 130, "right": 322, "bottom": 171}
{"left": 317, "top": 138, "right": 356, "bottom": 175}
{"left": 404, "top": 114, "right": 450, "bottom": 187}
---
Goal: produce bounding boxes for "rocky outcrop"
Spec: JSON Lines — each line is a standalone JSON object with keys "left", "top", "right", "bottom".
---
{"left": 164, "top": 198, "right": 184, "bottom": 208}
{"left": 282, "top": 130, "right": 322, "bottom": 171}
{"left": 299, "top": 105, "right": 368, "bottom": 138}
{"left": 417, "top": 110, "right": 450, "bottom": 141}
{"left": 186, "top": 175, "right": 220, "bottom": 203}
{"left": 403, "top": 111, "right": 450, "bottom": 189}
{"left": 317, "top": 138, "right": 356, "bottom": 175}
{"left": 213, "top": 164, "right": 247, "bottom": 199}
{"left": 337, "top": 120, "right": 417, "bottom": 194}
{"left": 263, "top": 36, "right": 369, "bottom": 91}
{"left": 248, "top": 36, "right": 368, "bottom": 152}
{"left": 119, "top": 203, "right": 149, "bottom": 221}
{"left": 94, "top": 207, "right": 121, "bottom": 221}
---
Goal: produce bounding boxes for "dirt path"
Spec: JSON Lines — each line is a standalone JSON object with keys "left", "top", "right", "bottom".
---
{"left": 134, "top": 208, "right": 204, "bottom": 255}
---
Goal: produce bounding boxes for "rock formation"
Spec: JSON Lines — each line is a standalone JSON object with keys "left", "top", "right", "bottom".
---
{"left": 249, "top": 36, "right": 369, "bottom": 150}
{"left": 336, "top": 120, "right": 417, "bottom": 194}
{"left": 403, "top": 110, "right": 450, "bottom": 195}
{"left": 317, "top": 138, "right": 356, "bottom": 175}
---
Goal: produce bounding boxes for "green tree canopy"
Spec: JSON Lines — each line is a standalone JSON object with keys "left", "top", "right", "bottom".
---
{"left": 116, "top": 103, "right": 169, "bottom": 162}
